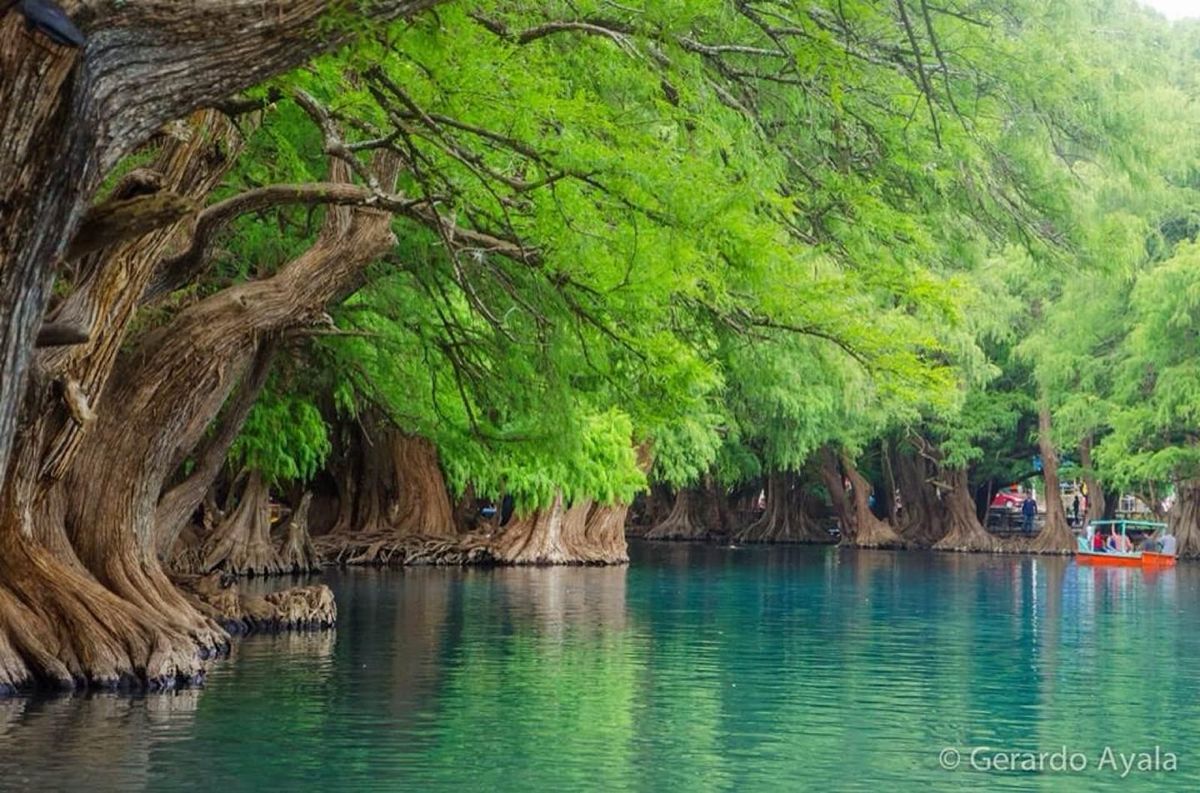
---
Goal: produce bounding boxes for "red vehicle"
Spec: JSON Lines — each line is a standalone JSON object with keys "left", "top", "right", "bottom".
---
{"left": 989, "top": 491, "right": 1025, "bottom": 511}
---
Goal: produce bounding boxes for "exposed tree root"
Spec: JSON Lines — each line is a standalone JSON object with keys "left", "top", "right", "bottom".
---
{"left": 0, "top": 532, "right": 219, "bottom": 694}
{"left": 319, "top": 493, "right": 631, "bottom": 566}
{"left": 316, "top": 532, "right": 496, "bottom": 567}
{"left": 279, "top": 492, "right": 320, "bottom": 573}
{"left": 166, "top": 524, "right": 206, "bottom": 575}
{"left": 202, "top": 471, "right": 284, "bottom": 576}
{"left": 178, "top": 573, "right": 336, "bottom": 634}
{"left": 844, "top": 517, "right": 905, "bottom": 549}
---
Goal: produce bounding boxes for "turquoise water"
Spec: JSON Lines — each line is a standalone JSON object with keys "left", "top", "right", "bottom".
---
{"left": 2, "top": 543, "right": 1198, "bottom": 791}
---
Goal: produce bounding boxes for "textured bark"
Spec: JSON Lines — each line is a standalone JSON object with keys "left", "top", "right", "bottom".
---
{"left": 351, "top": 418, "right": 396, "bottom": 538}
{"left": 819, "top": 447, "right": 902, "bottom": 548}
{"left": 0, "top": 0, "right": 441, "bottom": 494}
{"left": 487, "top": 492, "right": 626, "bottom": 564}
{"left": 1080, "top": 434, "right": 1105, "bottom": 526}
{"left": 1030, "top": 401, "right": 1074, "bottom": 553}
{"left": 626, "top": 482, "right": 673, "bottom": 537}
{"left": 736, "top": 470, "right": 830, "bottom": 543}
{"left": 0, "top": 112, "right": 246, "bottom": 691}
{"left": 279, "top": 492, "right": 320, "bottom": 574}
{"left": 489, "top": 493, "right": 575, "bottom": 563}
{"left": 67, "top": 191, "right": 199, "bottom": 260}
{"left": 17, "top": 154, "right": 400, "bottom": 688}
{"left": 933, "top": 468, "right": 1001, "bottom": 552}
{"left": 645, "top": 487, "right": 710, "bottom": 540}
{"left": 818, "top": 447, "right": 854, "bottom": 537}
{"left": 317, "top": 421, "right": 460, "bottom": 565}
{"left": 894, "top": 445, "right": 948, "bottom": 547}
{"left": 1167, "top": 480, "right": 1200, "bottom": 558}
{"left": 201, "top": 471, "right": 282, "bottom": 576}
{"left": 156, "top": 341, "right": 276, "bottom": 557}
{"left": 327, "top": 438, "right": 359, "bottom": 537}
{"left": 389, "top": 433, "right": 456, "bottom": 539}
{"left": 580, "top": 502, "right": 632, "bottom": 563}
{"left": 841, "top": 453, "right": 904, "bottom": 548}
{"left": 0, "top": 522, "right": 215, "bottom": 693}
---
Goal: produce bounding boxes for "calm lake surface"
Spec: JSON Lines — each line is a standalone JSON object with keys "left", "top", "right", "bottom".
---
{"left": 3, "top": 543, "right": 1198, "bottom": 791}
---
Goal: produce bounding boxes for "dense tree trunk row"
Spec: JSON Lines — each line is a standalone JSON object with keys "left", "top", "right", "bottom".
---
{"left": 314, "top": 414, "right": 635, "bottom": 566}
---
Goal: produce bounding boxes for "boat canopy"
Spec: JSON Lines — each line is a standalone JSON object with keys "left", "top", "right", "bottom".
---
{"left": 1086, "top": 520, "right": 1167, "bottom": 533}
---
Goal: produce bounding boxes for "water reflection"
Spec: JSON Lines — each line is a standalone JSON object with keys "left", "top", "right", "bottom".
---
{"left": 1, "top": 548, "right": 1197, "bottom": 792}
{"left": 0, "top": 689, "right": 201, "bottom": 791}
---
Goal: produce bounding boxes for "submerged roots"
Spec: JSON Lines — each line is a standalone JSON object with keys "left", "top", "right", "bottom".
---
{"left": 178, "top": 573, "right": 336, "bottom": 634}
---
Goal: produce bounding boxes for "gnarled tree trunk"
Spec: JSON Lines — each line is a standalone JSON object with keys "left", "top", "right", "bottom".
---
{"left": 0, "top": 111, "right": 248, "bottom": 692}
{"left": 490, "top": 492, "right": 623, "bottom": 564}
{"left": 736, "top": 470, "right": 830, "bottom": 543}
{"left": 279, "top": 492, "right": 320, "bottom": 574}
{"left": 201, "top": 471, "right": 282, "bottom": 576}
{"left": 933, "top": 468, "right": 1001, "bottom": 552}
{"left": 0, "top": 0, "right": 440, "bottom": 496}
{"left": 1167, "top": 480, "right": 1200, "bottom": 558}
{"left": 317, "top": 420, "right": 462, "bottom": 565}
{"left": 21, "top": 155, "right": 399, "bottom": 687}
{"left": 389, "top": 433, "right": 456, "bottom": 538}
{"left": 893, "top": 444, "right": 948, "bottom": 547}
{"left": 819, "top": 447, "right": 902, "bottom": 549}
{"left": 579, "top": 502, "right": 633, "bottom": 563}
{"left": 645, "top": 486, "right": 710, "bottom": 540}
{"left": 1031, "top": 401, "right": 1073, "bottom": 553}
{"left": 156, "top": 341, "right": 276, "bottom": 558}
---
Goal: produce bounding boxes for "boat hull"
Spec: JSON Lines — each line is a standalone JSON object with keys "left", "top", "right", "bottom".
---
{"left": 1077, "top": 551, "right": 1142, "bottom": 567}
{"left": 1077, "top": 550, "right": 1177, "bottom": 568}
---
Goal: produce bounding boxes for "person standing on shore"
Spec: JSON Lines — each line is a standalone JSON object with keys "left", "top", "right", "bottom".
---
{"left": 1022, "top": 494, "right": 1038, "bottom": 533}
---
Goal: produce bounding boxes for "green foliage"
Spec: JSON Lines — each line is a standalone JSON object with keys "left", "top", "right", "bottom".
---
{"left": 157, "top": 0, "right": 1200, "bottom": 511}
{"left": 229, "top": 390, "right": 332, "bottom": 486}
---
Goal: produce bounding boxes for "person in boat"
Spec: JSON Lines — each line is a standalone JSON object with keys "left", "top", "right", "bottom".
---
{"left": 1160, "top": 533, "right": 1178, "bottom": 556}
{"left": 1109, "top": 530, "right": 1133, "bottom": 553}
{"left": 1092, "top": 529, "right": 1106, "bottom": 552}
